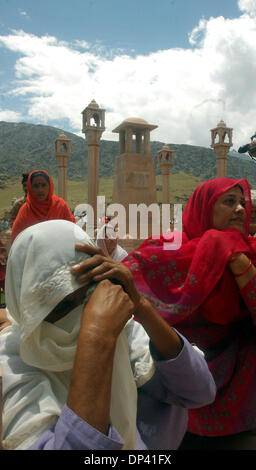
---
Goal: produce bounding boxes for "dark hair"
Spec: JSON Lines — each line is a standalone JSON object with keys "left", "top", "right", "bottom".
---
{"left": 234, "top": 184, "right": 244, "bottom": 194}
{"left": 21, "top": 172, "right": 29, "bottom": 184}
{"left": 30, "top": 171, "right": 50, "bottom": 185}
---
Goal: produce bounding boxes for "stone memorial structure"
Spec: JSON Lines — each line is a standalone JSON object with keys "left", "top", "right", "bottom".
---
{"left": 54, "top": 132, "right": 71, "bottom": 201}
{"left": 158, "top": 144, "right": 174, "bottom": 204}
{"left": 210, "top": 120, "right": 233, "bottom": 178}
{"left": 82, "top": 99, "right": 105, "bottom": 229}
{"left": 112, "top": 117, "right": 158, "bottom": 249}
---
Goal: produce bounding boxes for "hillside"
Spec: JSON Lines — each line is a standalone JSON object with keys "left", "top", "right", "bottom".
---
{"left": 1, "top": 121, "right": 256, "bottom": 189}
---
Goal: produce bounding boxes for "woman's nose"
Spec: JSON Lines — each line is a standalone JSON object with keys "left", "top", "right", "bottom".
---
{"left": 235, "top": 203, "right": 245, "bottom": 212}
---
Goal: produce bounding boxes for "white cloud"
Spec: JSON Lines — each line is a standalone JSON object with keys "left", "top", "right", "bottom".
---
{"left": 73, "top": 40, "right": 90, "bottom": 50}
{"left": 0, "top": 108, "right": 23, "bottom": 121}
{"left": 0, "top": 4, "right": 256, "bottom": 150}
{"left": 238, "top": 0, "right": 256, "bottom": 15}
{"left": 18, "top": 9, "right": 30, "bottom": 19}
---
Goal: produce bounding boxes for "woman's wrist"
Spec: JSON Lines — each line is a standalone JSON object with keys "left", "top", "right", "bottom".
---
{"left": 228, "top": 253, "right": 255, "bottom": 288}
{"left": 228, "top": 253, "right": 250, "bottom": 275}
{"left": 133, "top": 292, "right": 148, "bottom": 319}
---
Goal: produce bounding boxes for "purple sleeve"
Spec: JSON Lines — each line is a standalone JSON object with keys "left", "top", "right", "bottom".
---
{"left": 29, "top": 405, "right": 124, "bottom": 450}
{"left": 144, "top": 331, "right": 216, "bottom": 409}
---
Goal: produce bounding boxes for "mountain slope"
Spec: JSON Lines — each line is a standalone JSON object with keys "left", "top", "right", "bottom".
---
{"left": 1, "top": 121, "right": 256, "bottom": 189}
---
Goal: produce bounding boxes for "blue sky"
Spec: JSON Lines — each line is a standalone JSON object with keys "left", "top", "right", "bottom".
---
{"left": 0, "top": 0, "right": 241, "bottom": 53}
{"left": 0, "top": 0, "right": 256, "bottom": 148}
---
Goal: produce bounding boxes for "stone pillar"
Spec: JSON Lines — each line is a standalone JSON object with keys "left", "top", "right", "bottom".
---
{"left": 210, "top": 120, "right": 233, "bottom": 178}
{"left": 125, "top": 128, "right": 133, "bottom": 153}
{"left": 82, "top": 100, "right": 105, "bottom": 229}
{"left": 136, "top": 132, "right": 142, "bottom": 153}
{"left": 112, "top": 117, "right": 158, "bottom": 251}
{"left": 120, "top": 131, "right": 125, "bottom": 154}
{"left": 87, "top": 137, "right": 100, "bottom": 226}
{"left": 144, "top": 130, "right": 150, "bottom": 154}
{"left": 54, "top": 132, "right": 71, "bottom": 201}
{"left": 157, "top": 145, "right": 174, "bottom": 204}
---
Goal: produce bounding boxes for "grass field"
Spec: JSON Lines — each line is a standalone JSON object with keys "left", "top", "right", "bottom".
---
{"left": 0, "top": 172, "right": 204, "bottom": 217}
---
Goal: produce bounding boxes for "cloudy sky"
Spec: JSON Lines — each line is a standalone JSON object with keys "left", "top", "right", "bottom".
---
{"left": 0, "top": 0, "right": 256, "bottom": 149}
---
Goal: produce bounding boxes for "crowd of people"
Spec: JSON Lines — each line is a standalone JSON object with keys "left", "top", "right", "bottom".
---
{"left": 1, "top": 171, "right": 256, "bottom": 450}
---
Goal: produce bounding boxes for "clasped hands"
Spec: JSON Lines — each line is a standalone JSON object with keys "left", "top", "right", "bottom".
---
{"left": 70, "top": 243, "right": 142, "bottom": 341}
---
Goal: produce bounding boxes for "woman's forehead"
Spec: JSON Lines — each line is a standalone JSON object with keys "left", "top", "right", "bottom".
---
{"left": 221, "top": 186, "right": 244, "bottom": 198}
{"left": 31, "top": 175, "right": 48, "bottom": 184}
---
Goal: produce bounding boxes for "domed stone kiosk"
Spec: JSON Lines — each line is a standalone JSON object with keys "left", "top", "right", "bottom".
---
{"left": 112, "top": 117, "right": 158, "bottom": 249}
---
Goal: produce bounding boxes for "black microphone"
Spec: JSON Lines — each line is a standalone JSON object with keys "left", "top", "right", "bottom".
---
{"left": 238, "top": 144, "right": 250, "bottom": 153}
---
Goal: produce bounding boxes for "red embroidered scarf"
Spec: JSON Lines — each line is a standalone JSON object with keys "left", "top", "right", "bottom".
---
{"left": 123, "top": 178, "right": 256, "bottom": 327}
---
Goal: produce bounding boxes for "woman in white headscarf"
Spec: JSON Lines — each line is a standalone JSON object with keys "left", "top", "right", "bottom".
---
{"left": 0, "top": 220, "right": 216, "bottom": 451}
{"left": 0, "top": 220, "right": 153, "bottom": 450}
{"left": 96, "top": 223, "right": 128, "bottom": 261}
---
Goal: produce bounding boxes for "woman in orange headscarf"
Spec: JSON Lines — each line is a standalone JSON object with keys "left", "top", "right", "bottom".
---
{"left": 11, "top": 170, "right": 75, "bottom": 243}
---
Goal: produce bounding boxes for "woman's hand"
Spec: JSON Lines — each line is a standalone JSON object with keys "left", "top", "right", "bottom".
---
{"left": 67, "top": 279, "right": 134, "bottom": 434}
{"left": 228, "top": 252, "right": 256, "bottom": 289}
{"left": 71, "top": 244, "right": 183, "bottom": 359}
{"left": 71, "top": 243, "right": 142, "bottom": 310}
{"left": 80, "top": 279, "right": 135, "bottom": 341}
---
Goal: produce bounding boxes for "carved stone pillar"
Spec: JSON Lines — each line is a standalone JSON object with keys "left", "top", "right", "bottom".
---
{"left": 54, "top": 132, "right": 71, "bottom": 201}
{"left": 157, "top": 144, "right": 174, "bottom": 204}
{"left": 210, "top": 120, "right": 233, "bottom": 178}
{"left": 82, "top": 99, "right": 105, "bottom": 229}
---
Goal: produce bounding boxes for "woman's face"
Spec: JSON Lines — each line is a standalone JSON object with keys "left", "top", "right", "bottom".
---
{"left": 213, "top": 186, "right": 246, "bottom": 234}
{"left": 44, "top": 285, "right": 89, "bottom": 323}
{"left": 31, "top": 176, "right": 50, "bottom": 201}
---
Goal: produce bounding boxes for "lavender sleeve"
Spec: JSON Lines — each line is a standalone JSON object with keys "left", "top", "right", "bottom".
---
{"left": 135, "top": 329, "right": 216, "bottom": 449}
{"left": 144, "top": 331, "right": 216, "bottom": 408}
{"left": 29, "top": 325, "right": 216, "bottom": 451}
{"left": 29, "top": 405, "right": 124, "bottom": 450}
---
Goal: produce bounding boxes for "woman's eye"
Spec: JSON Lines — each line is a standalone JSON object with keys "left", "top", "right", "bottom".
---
{"left": 224, "top": 198, "right": 235, "bottom": 205}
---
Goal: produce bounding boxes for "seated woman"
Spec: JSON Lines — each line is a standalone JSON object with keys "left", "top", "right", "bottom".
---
{"left": 71, "top": 177, "right": 256, "bottom": 449}
{"left": 0, "top": 220, "right": 215, "bottom": 450}
{"left": 11, "top": 170, "right": 75, "bottom": 242}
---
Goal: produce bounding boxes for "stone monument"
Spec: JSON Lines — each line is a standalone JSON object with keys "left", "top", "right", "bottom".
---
{"left": 112, "top": 117, "right": 158, "bottom": 248}
{"left": 157, "top": 144, "right": 174, "bottom": 204}
{"left": 210, "top": 120, "right": 233, "bottom": 178}
{"left": 54, "top": 132, "right": 72, "bottom": 201}
{"left": 82, "top": 99, "right": 105, "bottom": 229}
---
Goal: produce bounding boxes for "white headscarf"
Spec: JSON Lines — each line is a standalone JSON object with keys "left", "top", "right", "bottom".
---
{"left": 0, "top": 220, "right": 140, "bottom": 450}
{"left": 96, "top": 224, "right": 128, "bottom": 261}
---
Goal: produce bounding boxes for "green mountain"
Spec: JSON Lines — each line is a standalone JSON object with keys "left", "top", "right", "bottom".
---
{"left": 1, "top": 121, "right": 256, "bottom": 189}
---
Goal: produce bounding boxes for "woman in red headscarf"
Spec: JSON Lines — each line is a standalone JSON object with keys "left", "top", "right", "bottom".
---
{"left": 120, "top": 177, "right": 256, "bottom": 448}
{"left": 11, "top": 170, "right": 76, "bottom": 243}
{"left": 71, "top": 177, "right": 256, "bottom": 448}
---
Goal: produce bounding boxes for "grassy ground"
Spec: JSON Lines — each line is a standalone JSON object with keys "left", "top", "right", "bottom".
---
{"left": 0, "top": 172, "right": 204, "bottom": 217}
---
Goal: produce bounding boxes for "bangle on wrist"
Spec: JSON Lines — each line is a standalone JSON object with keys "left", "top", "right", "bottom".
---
{"left": 234, "top": 260, "right": 253, "bottom": 277}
